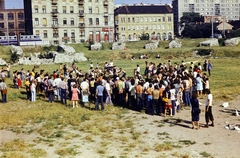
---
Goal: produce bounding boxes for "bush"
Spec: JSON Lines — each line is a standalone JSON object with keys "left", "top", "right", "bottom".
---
{"left": 195, "top": 49, "right": 212, "bottom": 56}
{"left": 10, "top": 52, "right": 19, "bottom": 63}
{"left": 218, "top": 38, "right": 225, "bottom": 46}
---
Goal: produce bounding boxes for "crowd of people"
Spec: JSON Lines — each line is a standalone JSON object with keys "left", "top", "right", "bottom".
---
{"left": 0, "top": 59, "right": 214, "bottom": 129}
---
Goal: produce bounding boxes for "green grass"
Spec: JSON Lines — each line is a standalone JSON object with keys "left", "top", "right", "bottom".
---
{"left": 0, "top": 39, "right": 240, "bottom": 157}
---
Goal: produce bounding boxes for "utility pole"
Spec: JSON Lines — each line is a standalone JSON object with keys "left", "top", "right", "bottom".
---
{"left": 6, "top": 11, "right": 9, "bottom": 45}
{"left": 211, "top": 16, "right": 214, "bottom": 38}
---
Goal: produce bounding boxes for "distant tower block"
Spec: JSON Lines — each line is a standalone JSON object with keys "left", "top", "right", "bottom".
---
{"left": 0, "top": 0, "right": 5, "bottom": 9}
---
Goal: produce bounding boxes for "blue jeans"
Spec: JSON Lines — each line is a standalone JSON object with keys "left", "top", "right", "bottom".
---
{"left": 147, "top": 95, "right": 153, "bottom": 115}
{"left": 61, "top": 89, "right": 67, "bottom": 104}
{"left": 95, "top": 96, "right": 104, "bottom": 110}
{"left": 1, "top": 93, "right": 6, "bottom": 103}
{"left": 136, "top": 94, "right": 143, "bottom": 111}
{"left": 57, "top": 87, "right": 61, "bottom": 100}
{"left": 184, "top": 90, "right": 190, "bottom": 106}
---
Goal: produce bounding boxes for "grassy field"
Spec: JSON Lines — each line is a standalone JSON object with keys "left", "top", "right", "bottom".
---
{"left": 0, "top": 39, "right": 240, "bottom": 157}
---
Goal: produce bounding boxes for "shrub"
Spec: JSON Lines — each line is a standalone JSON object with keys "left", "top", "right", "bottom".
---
{"left": 10, "top": 52, "right": 19, "bottom": 63}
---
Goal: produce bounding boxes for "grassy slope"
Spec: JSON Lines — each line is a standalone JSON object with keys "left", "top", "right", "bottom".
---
{"left": 0, "top": 39, "right": 240, "bottom": 157}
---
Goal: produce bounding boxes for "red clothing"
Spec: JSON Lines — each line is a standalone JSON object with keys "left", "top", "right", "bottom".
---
{"left": 18, "top": 78, "right": 22, "bottom": 87}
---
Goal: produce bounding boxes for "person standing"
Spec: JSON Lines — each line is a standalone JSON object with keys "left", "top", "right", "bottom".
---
{"left": 30, "top": 80, "right": 36, "bottom": 102}
{"left": 25, "top": 78, "right": 31, "bottom": 101}
{"left": 204, "top": 89, "right": 214, "bottom": 128}
{"left": 0, "top": 79, "right": 7, "bottom": 103}
{"left": 105, "top": 78, "right": 113, "bottom": 106}
{"left": 95, "top": 81, "right": 104, "bottom": 110}
{"left": 71, "top": 84, "right": 80, "bottom": 108}
{"left": 208, "top": 61, "right": 212, "bottom": 76}
{"left": 190, "top": 93, "right": 201, "bottom": 129}
{"left": 59, "top": 77, "right": 67, "bottom": 105}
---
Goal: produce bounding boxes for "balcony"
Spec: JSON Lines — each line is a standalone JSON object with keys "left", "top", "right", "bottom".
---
{"left": 78, "top": 0, "right": 84, "bottom": 5}
{"left": 51, "top": 0, "right": 57, "bottom": 5}
{"left": 79, "top": 12, "right": 84, "bottom": 17}
{"left": 51, "top": 11, "right": 58, "bottom": 17}
{"left": 52, "top": 24, "right": 59, "bottom": 29}
{"left": 104, "top": 12, "right": 108, "bottom": 16}
{"left": 78, "top": 23, "right": 85, "bottom": 28}
{"left": 103, "top": 1, "right": 108, "bottom": 5}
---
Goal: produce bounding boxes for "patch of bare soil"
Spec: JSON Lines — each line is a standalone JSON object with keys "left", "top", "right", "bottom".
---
{"left": 1, "top": 96, "right": 240, "bottom": 158}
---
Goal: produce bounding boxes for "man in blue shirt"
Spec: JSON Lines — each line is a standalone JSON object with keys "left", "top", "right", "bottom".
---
{"left": 95, "top": 81, "right": 104, "bottom": 110}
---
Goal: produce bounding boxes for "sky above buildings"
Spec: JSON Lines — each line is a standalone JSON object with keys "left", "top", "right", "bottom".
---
{"left": 4, "top": 0, "right": 172, "bottom": 9}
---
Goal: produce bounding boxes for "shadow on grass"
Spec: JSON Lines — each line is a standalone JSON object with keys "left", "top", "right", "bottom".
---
{"left": 163, "top": 118, "right": 193, "bottom": 129}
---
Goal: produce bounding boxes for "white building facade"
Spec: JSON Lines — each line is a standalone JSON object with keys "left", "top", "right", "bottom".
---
{"left": 31, "top": 0, "right": 114, "bottom": 45}
{"left": 173, "top": 0, "right": 240, "bottom": 35}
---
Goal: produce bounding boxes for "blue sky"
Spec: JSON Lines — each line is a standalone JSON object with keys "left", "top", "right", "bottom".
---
{"left": 5, "top": 0, "right": 172, "bottom": 9}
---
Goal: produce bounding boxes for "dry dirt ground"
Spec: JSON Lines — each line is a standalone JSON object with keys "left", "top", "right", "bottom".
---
{"left": 0, "top": 96, "right": 240, "bottom": 158}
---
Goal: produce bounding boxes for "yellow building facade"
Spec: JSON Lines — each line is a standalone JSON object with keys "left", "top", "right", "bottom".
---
{"left": 114, "top": 5, "right": 174, "bottom": 41}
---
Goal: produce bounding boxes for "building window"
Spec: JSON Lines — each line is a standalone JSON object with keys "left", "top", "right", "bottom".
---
{"left": 34, "top": 18, "right": 39, "bottom": 25}
{"left": 70, "top": 6, "right": 74, "bottom": 13}
{"left": 18, "top": 13, "right": 24, "bottom": 20}
{"left": 42, "top": 5, "right": 46, "bottom": 13}
{"left": 34, "top": 5, "right": 38, "bottom": 13}
{"left": 43, "top": 30, "right": 47, "bottom": 38}
{"left": 149, "top": 17, "right": 152, "bottom": 22}
{"left": 168, "top": 17, "right": 171, "bottom": 22}
{"left": 96, "top": 18, "right": 99, "bottom": 25}
{"left": 71, "top": 31, "right": 75, "bottom": 38}
{"left": 52, "top": 18, "right": 58, "bottom": 24}
{"left": 95, "top": 7, "right": 99, "bottom": 14}
{"left": 89, "top": 8, "right": 92, "bottom": 14}
{"left": 158, "top": 17, "right": 161, "bottom": 22}
{"left": 0, "top": 23, "right": 4, "bottom": 29}
{"left": 63, "top": 6, "right": 66, "bottom": 13}
{"left": 128, "top": 18, "right": 130, "bottom": 22}
{"left": 35, "top": 30, "right": 39, "bottom": 36}
{"left": 104, "top": 17, "right": 108, "bottom": 25}
{"left": 18, "top": 22, "right": 25, "bottom": 29}
{"left": 63, "top": 19, "right": 67, "bottom": 25}
{"left": 89, "top": 18, "right": 93, "bottom": 25}
{"left": 162, "top": 17, "right": 165, "bottom": 22}
{"left": 42, "top": 18, "right": 47, "bottom": 26}
{"left": 132, "top": 18, "right": 135, "bottom": 22}
{"left": 145, "top": 17, "right": 148, "bottom": 22}
{"left": 0, "top": 14, "right": 3, "bottom": 20}
{"left": 64, "top": 30, "right": 67, "bottom": 37}
{"left": 8, "top": 13, "right": 14, "bottom": 20}
{"left": 53, "top": 30, "right": 59, "bottom": 37}
{"left": 70, "top": 18, "right": 74, "bottom": 25}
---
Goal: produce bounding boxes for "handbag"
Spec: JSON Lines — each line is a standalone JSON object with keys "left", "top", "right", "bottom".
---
{"left": 2, "top": 88, "right": 7, "bottom": 94}
{"left": 162, "top": 97, "right": 168, "bottom": 103}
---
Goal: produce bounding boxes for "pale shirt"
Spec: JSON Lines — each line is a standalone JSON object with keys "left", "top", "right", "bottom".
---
{"left": 206, "top": 94, "right": 213, "bottom": 106}
{"left": 53, "top": 78, "right": 62, "bottom": 87}
{"left": 80, "top": 81, "right": 89, "bottom": 90}
{"left": 170, "top": 89, "right": 176, "bottom": 100}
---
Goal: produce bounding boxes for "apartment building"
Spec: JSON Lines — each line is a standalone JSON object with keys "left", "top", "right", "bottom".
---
{"left": 172, "top": 0, "right": 240, "bottom": 35}
{"left": 26, "top": 0, "right": 114, "bottom": 45}
{"left": 114, "top": 5, "right": 174, "bottom": 41}
{"left": 0, "top": 9, "right": 25, "bottom": 36}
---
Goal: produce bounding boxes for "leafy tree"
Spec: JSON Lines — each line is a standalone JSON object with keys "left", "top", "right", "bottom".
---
{"left": 180, "top": 12, "right": 203, "bottom": 24}
{"left": 10, "top": 52, "right": 19, "bottom": 63}
{"left": 140, "top": 33, "right": 149, "bottom": 40}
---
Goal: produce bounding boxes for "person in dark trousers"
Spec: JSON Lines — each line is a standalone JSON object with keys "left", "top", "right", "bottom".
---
{"left": 95, "top": 81, "right": 104, "bottom": 110}
{"left": 204, "top": 89, "right": 214, "bottom": 128}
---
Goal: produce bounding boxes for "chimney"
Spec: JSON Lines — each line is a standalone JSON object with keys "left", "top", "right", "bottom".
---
{"left": 0, "top": 0, "right": 5, "bottom": 10}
